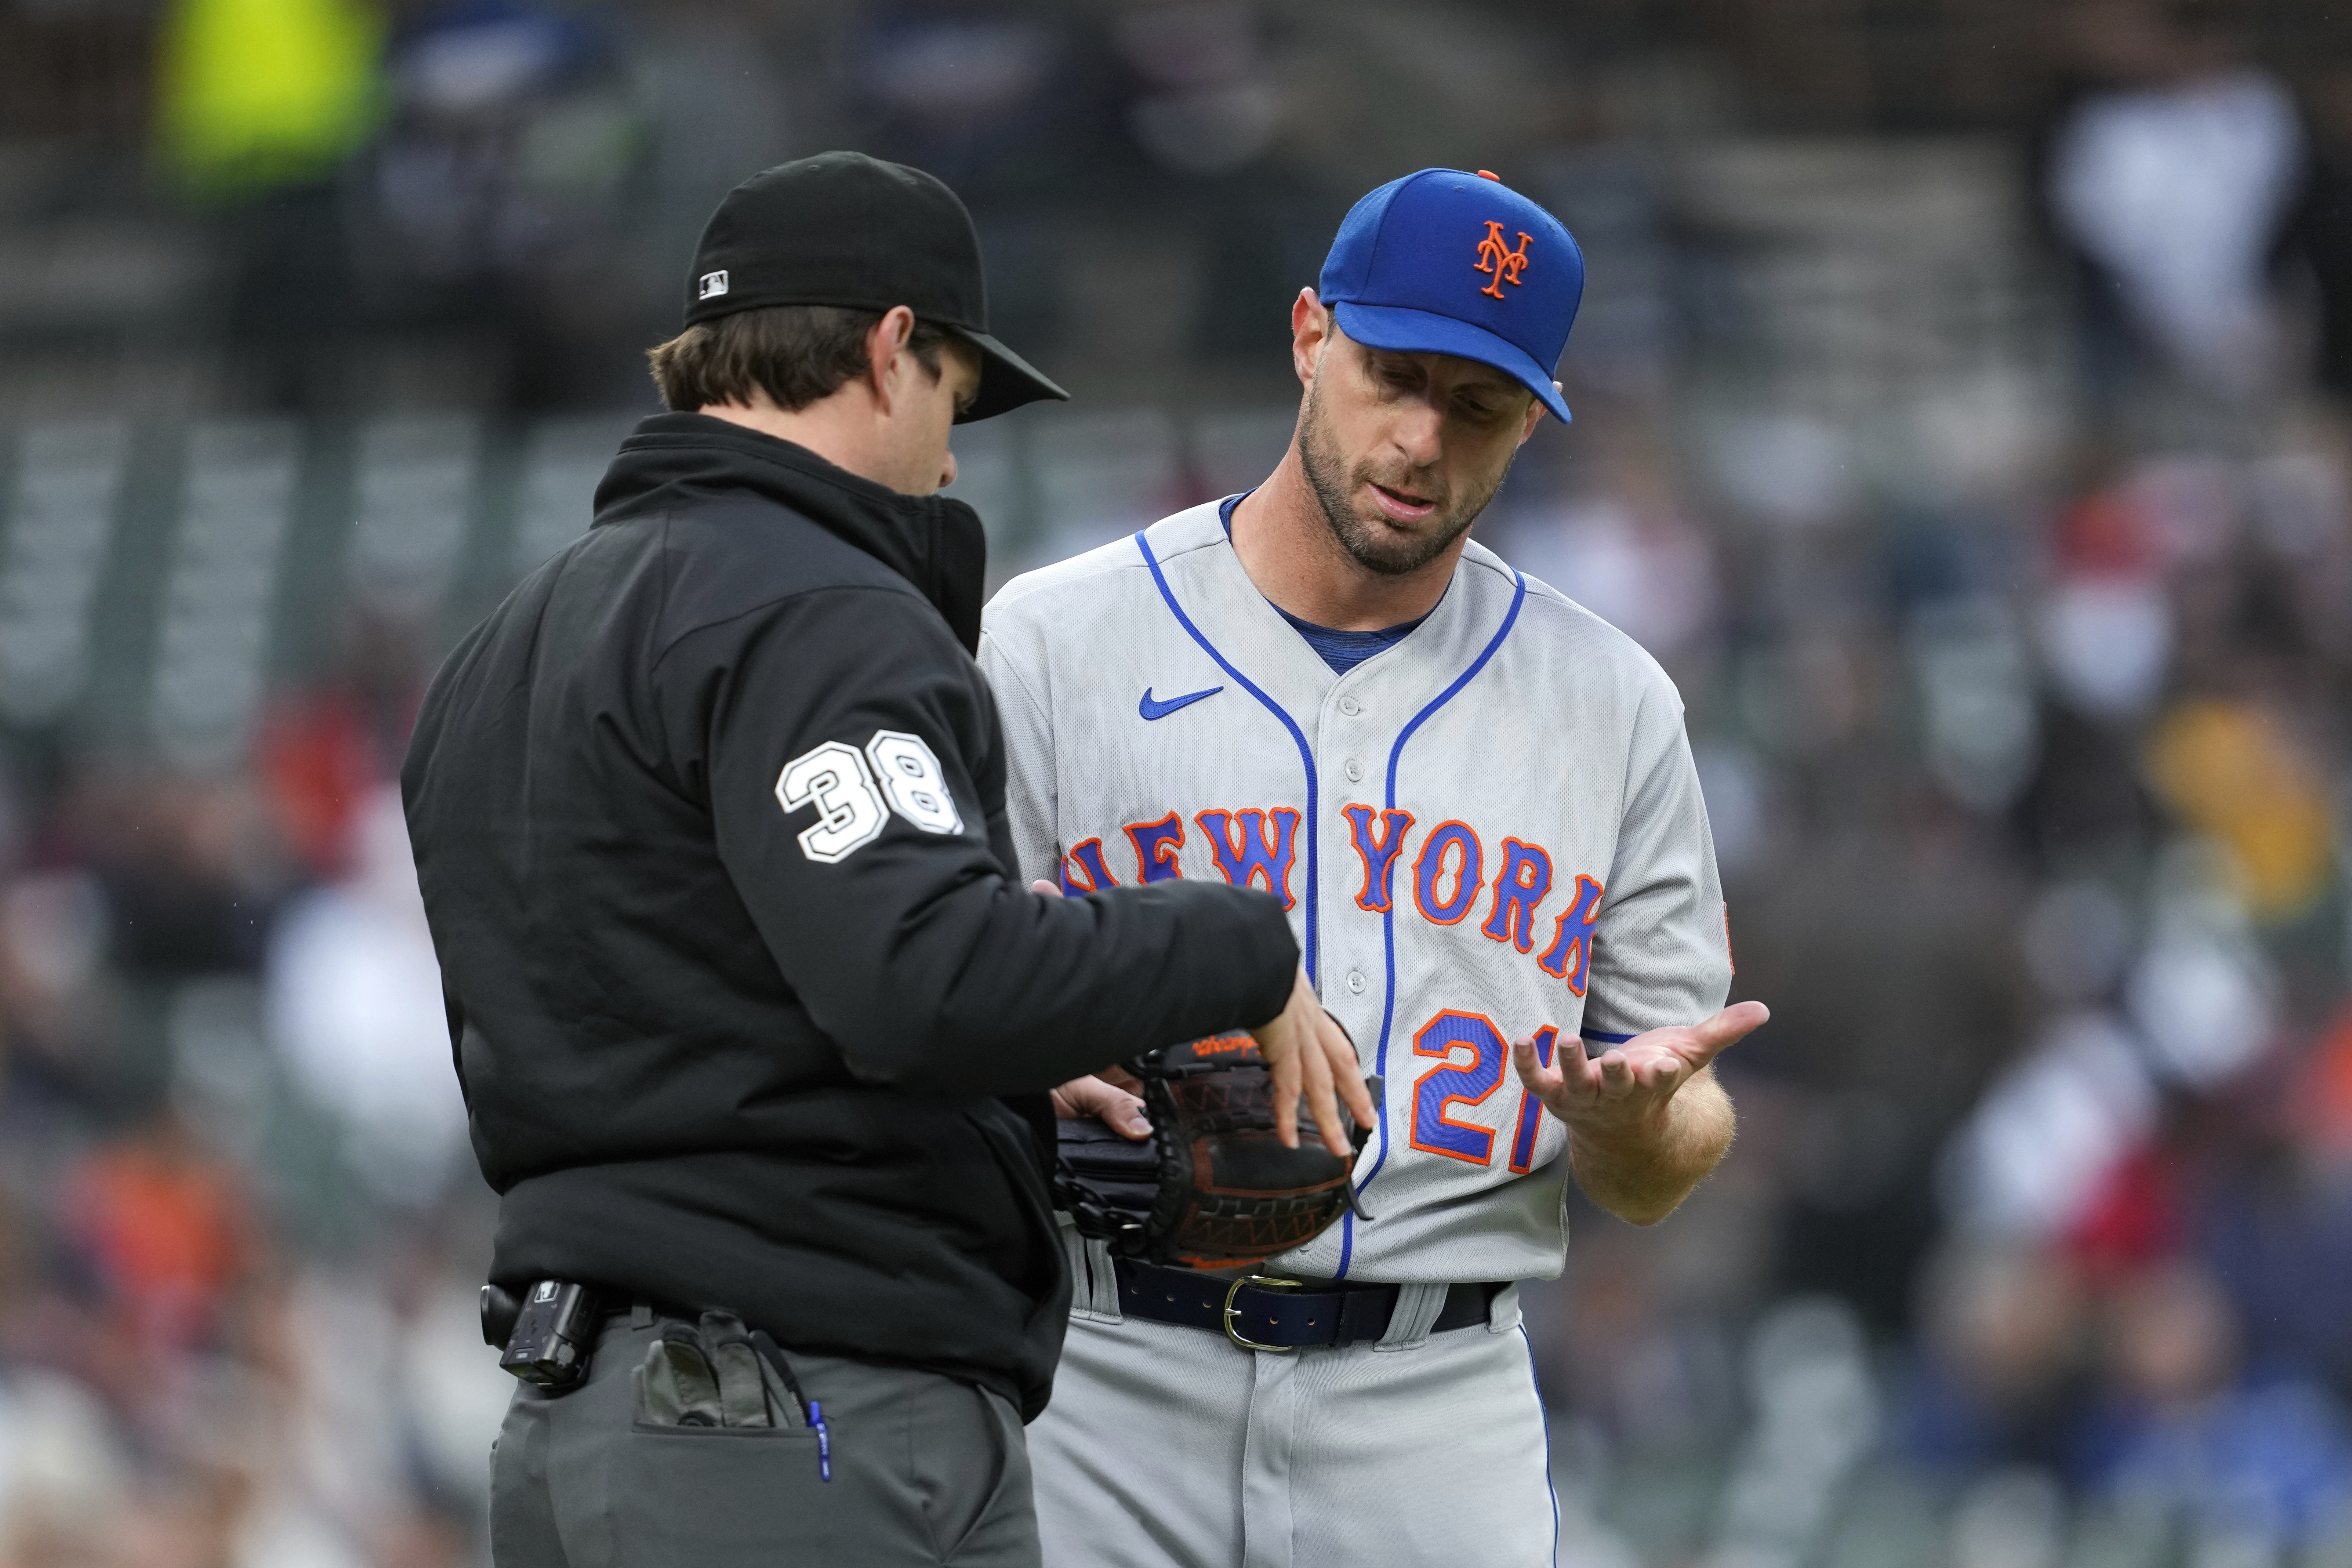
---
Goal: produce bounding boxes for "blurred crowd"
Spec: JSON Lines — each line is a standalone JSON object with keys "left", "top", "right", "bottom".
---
{"left": 1503, "top": 5, "right": 2352, "bottom": 1562}
{"left": 0, "top": 651, "right": 504, "bottom": 1568}
{"left": 4, "top": 0, "right": 2352, "bottom": 1565}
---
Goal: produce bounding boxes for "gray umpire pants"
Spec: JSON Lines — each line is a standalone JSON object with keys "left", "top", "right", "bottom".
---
{"left": 490, "top": 1311, "right": 1041, "bottom": 1567}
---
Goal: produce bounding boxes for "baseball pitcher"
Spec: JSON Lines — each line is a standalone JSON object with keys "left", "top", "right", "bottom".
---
{"left": 979, "top": 167, "right": 1769, "bottom": 1567}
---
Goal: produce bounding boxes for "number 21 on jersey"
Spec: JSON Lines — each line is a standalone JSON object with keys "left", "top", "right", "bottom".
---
{"left": 1410, "top": 1015, "right": 1558, "bottom": 1176}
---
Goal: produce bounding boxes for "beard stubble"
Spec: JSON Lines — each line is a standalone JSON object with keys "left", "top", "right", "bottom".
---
{"left": 1295, "top": 371, "right": 1516, "bottom": 579}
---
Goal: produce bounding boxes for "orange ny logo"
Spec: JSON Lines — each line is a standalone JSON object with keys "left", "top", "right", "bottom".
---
{"left": 1473, "top": 221, "right": 1532, "bottom": 299}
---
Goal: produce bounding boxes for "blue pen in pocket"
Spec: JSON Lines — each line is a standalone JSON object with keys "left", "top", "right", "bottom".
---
{"left": 809, "top": 1400, "right": 831, "bottom": 1482}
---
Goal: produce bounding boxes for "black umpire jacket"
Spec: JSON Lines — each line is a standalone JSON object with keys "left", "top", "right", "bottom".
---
{"left": 402, "top": 413, "right": 1297, "bottom": 1417}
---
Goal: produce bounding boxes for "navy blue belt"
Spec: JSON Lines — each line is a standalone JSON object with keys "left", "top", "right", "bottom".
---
{"left": 1111, "top": 1258, "right": 1504, "bottom": 1351}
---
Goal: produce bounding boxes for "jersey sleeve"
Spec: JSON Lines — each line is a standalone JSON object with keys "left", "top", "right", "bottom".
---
{"left": 1579, "top": 678, "right": 1733, "bottom": 1045}
{"left": 682, "top": 586, "right": 1298, "bottom": 1099}
{"left": 974, "top": 627, "right": 1062, "bottom": 886}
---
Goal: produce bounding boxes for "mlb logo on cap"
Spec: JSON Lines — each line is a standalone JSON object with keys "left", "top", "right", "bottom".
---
{"left": 1319, "top": 168, "right": 1584, "bottom": 422}
{"left": 698, "top": 269, "right": 729, "bottom": 301}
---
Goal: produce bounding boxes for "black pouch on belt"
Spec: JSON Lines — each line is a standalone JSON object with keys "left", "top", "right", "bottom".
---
{"left": 496, "top": 1280, "right": 600, "bottom": 1389}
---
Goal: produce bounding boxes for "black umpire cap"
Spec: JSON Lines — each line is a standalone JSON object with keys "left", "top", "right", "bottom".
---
{"left": 684, "top": 151, "right": 1069, "bottom": 424}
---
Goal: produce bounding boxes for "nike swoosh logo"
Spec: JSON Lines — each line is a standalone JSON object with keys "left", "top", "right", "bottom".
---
{"left": 1139, "top": 685, "right": 1223, "bottom": 721}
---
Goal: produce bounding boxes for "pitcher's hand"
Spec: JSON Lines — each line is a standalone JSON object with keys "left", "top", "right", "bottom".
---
{"left": 1513, "top": 1001, "right": 1767, "bottom": 1145}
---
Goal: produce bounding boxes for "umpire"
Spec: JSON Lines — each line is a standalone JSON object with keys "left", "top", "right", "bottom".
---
{"left": 403, "top": 153, "right": 1357, "bottom": 1567}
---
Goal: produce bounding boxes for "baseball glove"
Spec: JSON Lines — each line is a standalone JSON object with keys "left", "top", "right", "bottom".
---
{"left": 1053, "top": 1032, "right": 1379, "bottom": 1271}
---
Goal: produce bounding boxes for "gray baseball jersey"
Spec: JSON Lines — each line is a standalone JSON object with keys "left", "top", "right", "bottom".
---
{"left": 980, "top": 498, "right": 1734, "bottom": 1288}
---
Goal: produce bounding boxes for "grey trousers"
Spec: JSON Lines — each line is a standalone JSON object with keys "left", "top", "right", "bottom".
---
{"left": 1032, "top": 1233, "right": 1554, "bottom": 1567}
{"left": 490, "top": 1313, "right": 1040, "bottom": 1568}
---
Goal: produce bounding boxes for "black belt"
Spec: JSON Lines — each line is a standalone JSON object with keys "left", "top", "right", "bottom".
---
{"left": 601, "top": 1295, "right": 702, "bottom": 1326}
{"left": 1111, "top": 1258, "right": 1504, "bottom": 1351}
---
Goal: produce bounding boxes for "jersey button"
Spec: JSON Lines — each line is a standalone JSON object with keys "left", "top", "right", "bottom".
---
{"left": 1346, "top": 969, "right": 1368, "bottom": 994}
{"left": 1343, "top": 758, "right": 1363, "bottom": 782}
{"left": 1339, "top": 696, "right": 1361, "bottom": 716}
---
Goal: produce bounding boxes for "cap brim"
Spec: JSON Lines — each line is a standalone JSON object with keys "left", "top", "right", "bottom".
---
{"left": 1332, "top": 301, "right": 1572, "bottom": 423}
{"left": 952, "top": 329, "right": 1069, "bottom": 423}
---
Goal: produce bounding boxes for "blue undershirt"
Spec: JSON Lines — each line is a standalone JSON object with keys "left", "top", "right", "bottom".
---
{"left": 1219, "top": 493, "right": 1427, "bottom": 675}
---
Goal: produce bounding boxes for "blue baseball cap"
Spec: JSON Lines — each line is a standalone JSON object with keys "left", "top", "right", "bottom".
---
{"left": 1318, "top": 168, "right": 1583, "bottom": 423}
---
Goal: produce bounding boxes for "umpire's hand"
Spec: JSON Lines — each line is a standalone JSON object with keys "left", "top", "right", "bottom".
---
{"left": 1052, "top": 1068, "right": 1149, "bottom": 1138}
{"left": 1049, "top": 971, "right": 1372, "bottom": 1155}
{"left": 1049, "top": 982, "right": 1372, "bottom": 1155}
{"left": 1250, "top": 966, "right": 1376, "bottom": 1155}
{"left": 1034, "top": 880, "right": 1371, "bottom": 1154}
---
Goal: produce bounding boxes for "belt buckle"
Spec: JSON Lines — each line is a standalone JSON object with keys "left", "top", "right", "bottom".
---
{"left": 1222, "top": 1274, "right": 1305, "bottom": 1353}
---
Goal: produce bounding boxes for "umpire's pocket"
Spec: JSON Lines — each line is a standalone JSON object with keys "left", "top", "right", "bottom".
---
{"left": 612, "top": 1424, "right": 830, "bottom": 1568}
{"left": 912, "top": 1379, "right": 1029, "bottom": 1563}
{"left": 489, "top": 1389, "right": 563, "bottom": 1568}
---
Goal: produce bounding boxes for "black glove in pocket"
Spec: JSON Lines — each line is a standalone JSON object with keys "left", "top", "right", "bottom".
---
{"left": 632, "top": 1310, "right": 807, "bottom": 1429}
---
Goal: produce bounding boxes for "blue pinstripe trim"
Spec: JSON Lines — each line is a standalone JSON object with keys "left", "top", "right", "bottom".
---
{"left": 1338, "top": 567, "right": 1526, "bottom": 1278}
{"left": 1132, "top": 530, "right": 1320, "bottom": 982}
{"left": 1579, "top": 1027, "right": 1634, "bottom": 1044}
{"left": 1521, "top": 1323, "right": 1560, "bottom": 1561}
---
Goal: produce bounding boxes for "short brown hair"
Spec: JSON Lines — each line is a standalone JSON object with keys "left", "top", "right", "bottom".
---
{"left": 646, "top": 305, "right": 954, "bottom": 413}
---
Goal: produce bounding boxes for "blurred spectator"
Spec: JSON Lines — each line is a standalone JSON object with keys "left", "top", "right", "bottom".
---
{"left": 2297, "top": 1003, "right": 2352, "bottom": 1168}
{"left": 1536, "top": 1226, "right": 1726, "bottom": 1460}
{"left": 2067, "top": 1140, "right": 2189, "bottom": 1282}
{"left": 350, "top": 0, "right": 651, "bottom": 408}
{"left": 157, "top": 0, "right": 388, "bottom": 410}
{"left": 0, "top": 1356, "right": 127, "bottom": 1568}
{"left": 264, "top": 786, "right": 464, "bottom": 1208}
{"left": 1898, "top": 1241, "right": 2091, "bottom": 1475}
{"left": 60, "top": 1109, "right": 261, "bottom": 1364}
{"left": 2190, "top": 1013, "right": 2352, "bottom": 1398}
{"left": 258, "top": 614, "right": 424, "bottom": 882}
{"left": 2277, "top": 60, "right": 2352, "bottom": 411}
{"left": 1114, "top": 2, "right": 1281, "bottom": 179}
{"left": 2074, "top": 1260, "right": 2352, "bottom": 1552}
{"left": 2040, "top": 0, "right": 2306, "bottom": 404}
{"left": 1941, "top": 1010, "right": 2160, "bottom": 1244}
{"left": 0, "top": 870, "right": 117, "bottom": 1107}
{"left": 637, "top": 1, "right": 798, "bottom": 303}
{"left": 837, "top": 1, "right": 1097, "bottom": 200}
{"left": 155, "top": 0, "right": 385, "bottom": 197}
{"left": 2036, "top": 470, "right": 2173, "bottom": 723}
{"left": 68, "top": 771, "right": 287, "bottom": 983}
{"left": 1495, "top": 436, "right": 1720, "bottom": 671}
{"left": 2142, "top": 698, "right": 2335, "bottom": 924}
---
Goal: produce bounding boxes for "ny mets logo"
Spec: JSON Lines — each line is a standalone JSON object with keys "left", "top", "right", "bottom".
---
{"left": 1473, "top": 221, "right": 1532, "bottom": 300}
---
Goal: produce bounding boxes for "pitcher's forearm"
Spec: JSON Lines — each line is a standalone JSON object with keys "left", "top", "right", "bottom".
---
{"left": 1567, "top": 1069, "right": 1736, "bottom": 1226}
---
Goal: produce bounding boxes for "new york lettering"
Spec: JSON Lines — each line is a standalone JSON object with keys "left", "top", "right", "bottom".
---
{"left": 1059, "top": 802, "right": 1603, "bottom": 994}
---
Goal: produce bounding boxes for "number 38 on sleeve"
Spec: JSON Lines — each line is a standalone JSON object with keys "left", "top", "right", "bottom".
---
{"left": 775, "top": 731, "right": 963, "bottom": 863}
